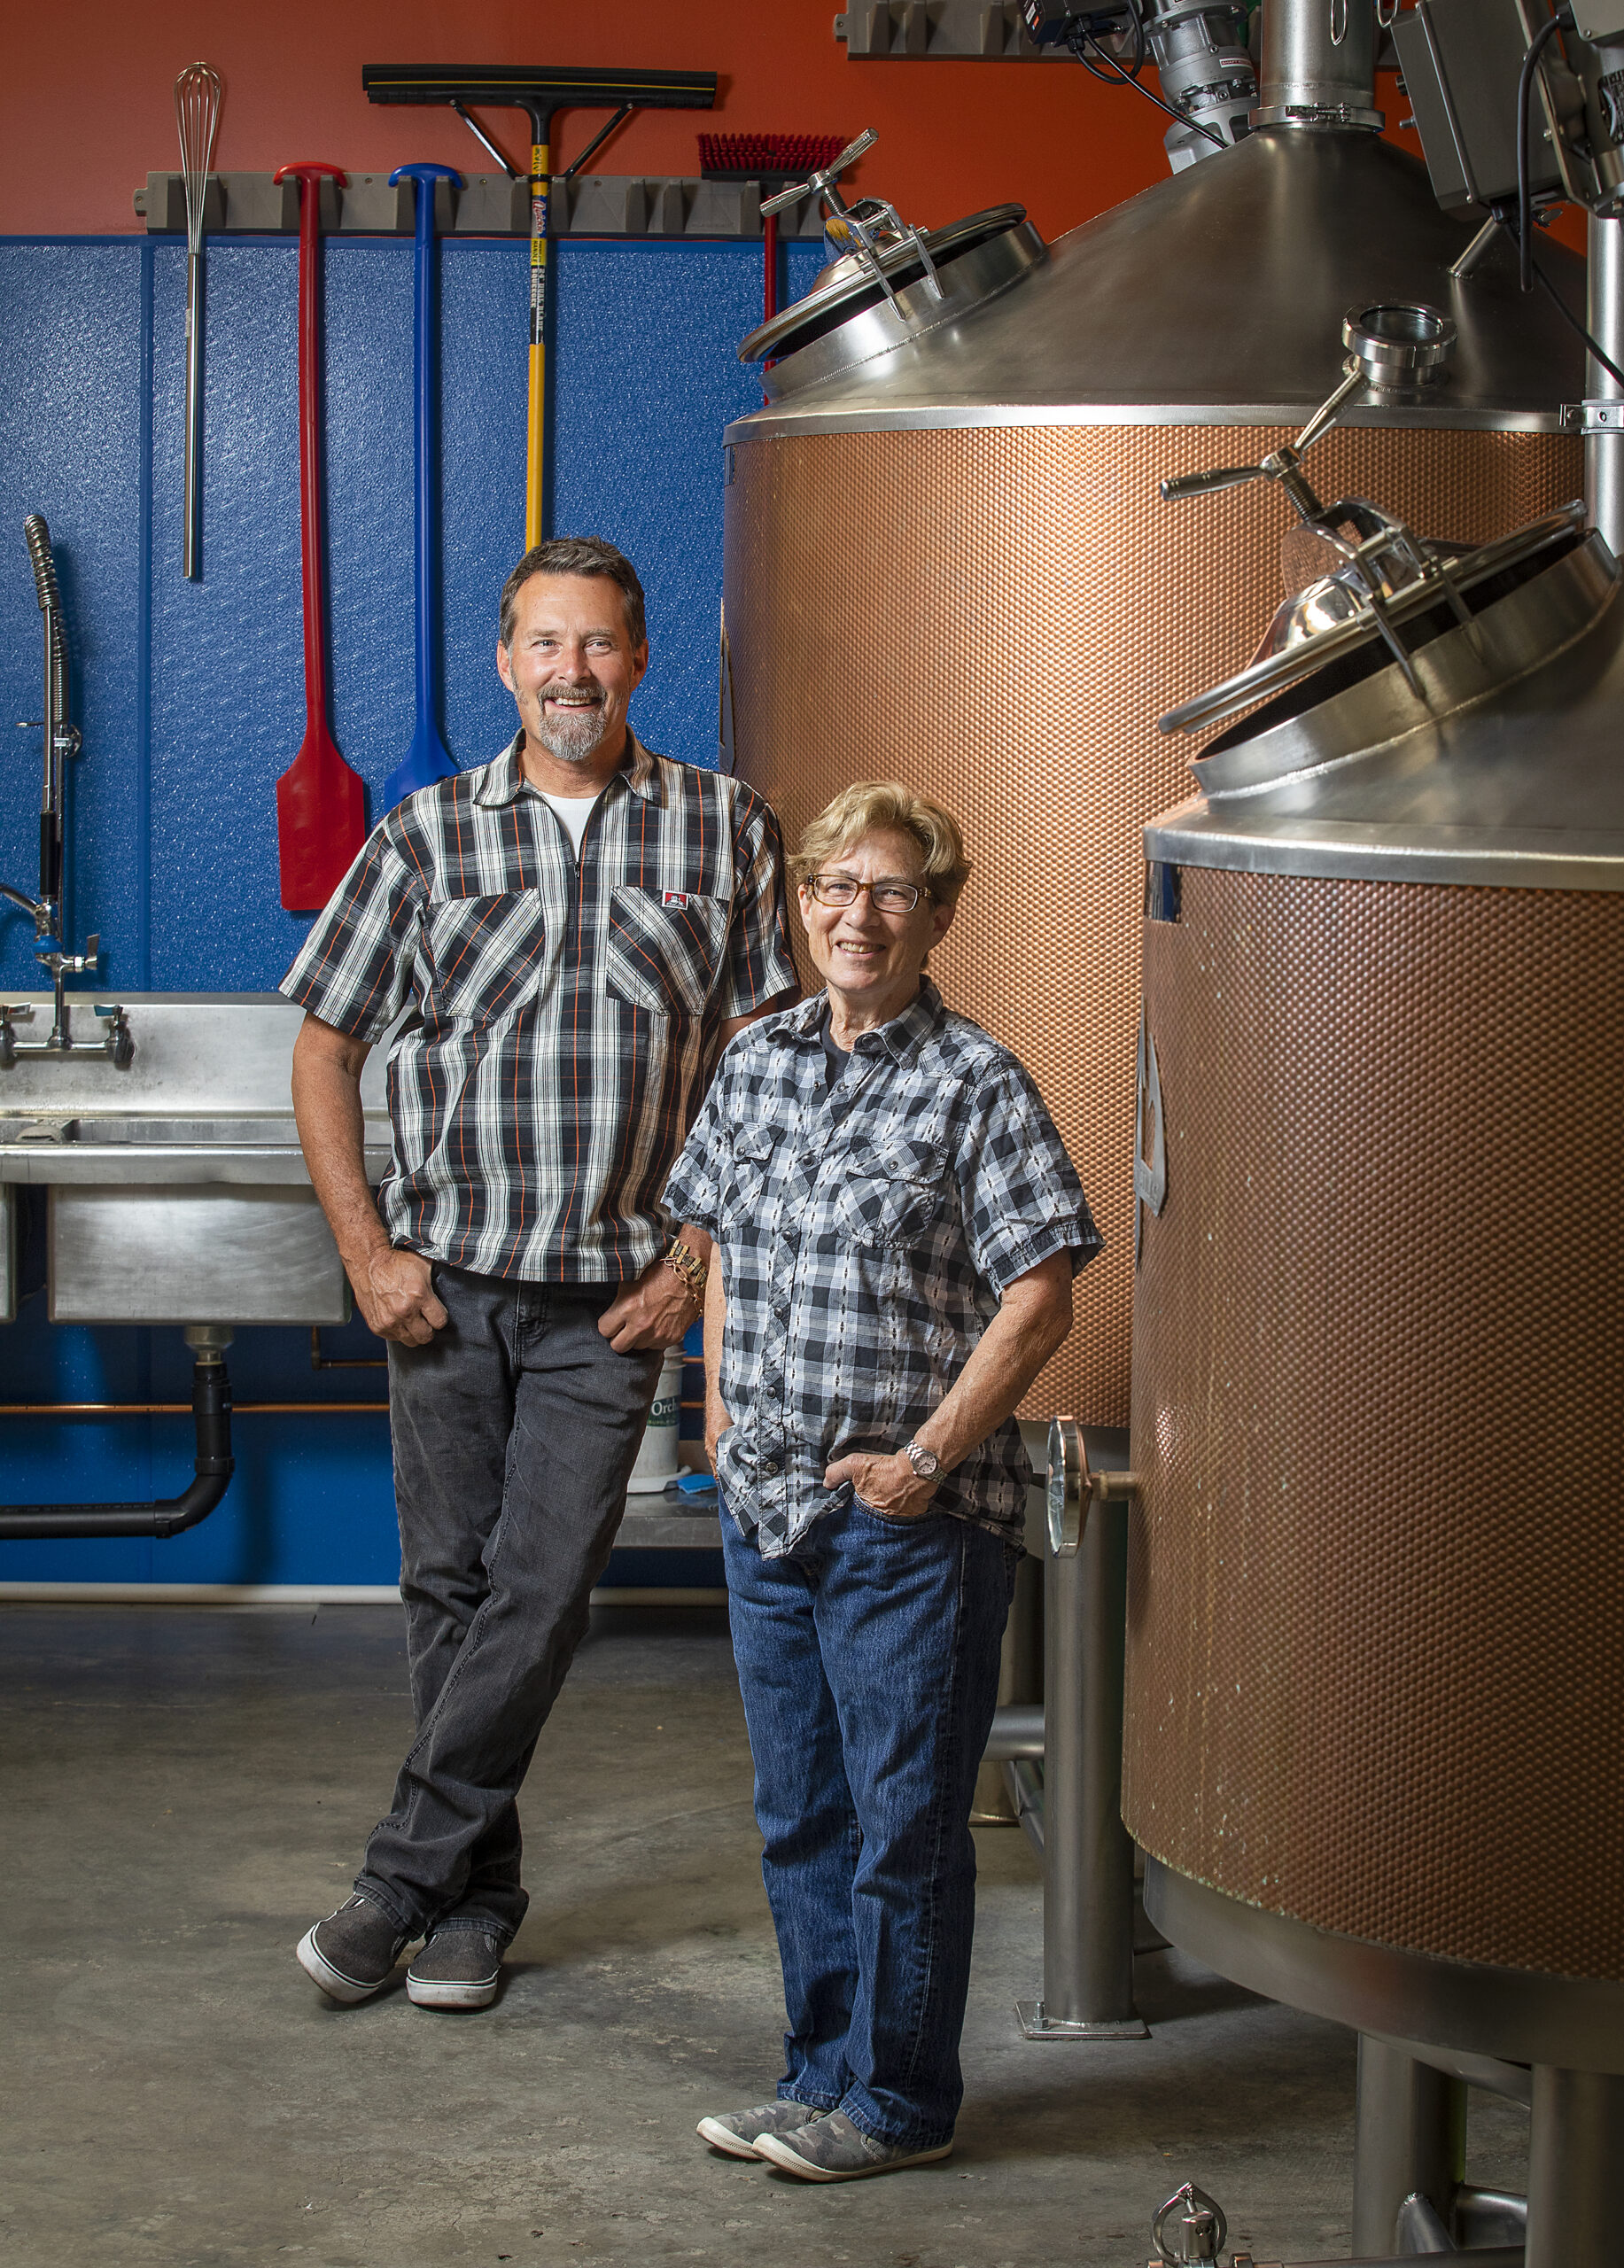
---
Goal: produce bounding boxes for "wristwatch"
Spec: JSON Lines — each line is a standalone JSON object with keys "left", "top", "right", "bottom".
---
{"left": 903, "top": 1441, "right": 940, "bottom": 1480}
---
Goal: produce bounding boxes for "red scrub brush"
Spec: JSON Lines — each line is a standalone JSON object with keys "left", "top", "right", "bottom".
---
{"left": 699, "top": 132, "right": 847, "bottom": 325}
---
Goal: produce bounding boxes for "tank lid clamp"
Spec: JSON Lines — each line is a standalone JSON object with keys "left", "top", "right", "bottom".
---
{"left": 761, "top": 127, "right": 944, "bottom": 313}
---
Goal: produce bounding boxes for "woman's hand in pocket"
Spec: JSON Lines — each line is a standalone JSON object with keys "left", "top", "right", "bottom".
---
{"left": 706, "top": 1411, "right": 734, "bottom": 1468}
{"left": 824, "top": 1449, "right": 934, "bottom": 1521}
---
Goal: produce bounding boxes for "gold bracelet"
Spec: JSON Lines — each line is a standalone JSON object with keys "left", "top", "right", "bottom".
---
{"left": 663, "top": 1239, "right": 708, "bottom": 1300}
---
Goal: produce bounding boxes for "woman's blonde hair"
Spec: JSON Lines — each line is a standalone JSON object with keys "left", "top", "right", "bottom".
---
{"left": 790, "top": 781, "right": 972, "bottom": 903}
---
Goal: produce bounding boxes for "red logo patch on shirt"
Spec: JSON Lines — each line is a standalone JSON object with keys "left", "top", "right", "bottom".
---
{"left": 662, "top": 890, "right": 690, "bottom": 909}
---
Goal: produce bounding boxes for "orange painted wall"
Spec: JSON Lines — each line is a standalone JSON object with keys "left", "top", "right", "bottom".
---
{"left": 0, "top": 4, "right": 1585, "bottom": 255}
{"left": 3, "top": 2, "right": 1179, "bottom": 243}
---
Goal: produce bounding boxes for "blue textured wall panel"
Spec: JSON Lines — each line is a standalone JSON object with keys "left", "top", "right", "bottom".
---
{"left": 0, "top": 231, "right": 815, "bottom": 1588}
{"left": 0, "top": 245, "right": 144, "bottom": 994}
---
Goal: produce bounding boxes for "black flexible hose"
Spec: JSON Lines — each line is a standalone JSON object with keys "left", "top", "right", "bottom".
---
{"left": 1519, "top": 5, "right": 1573, "bottom": 295}
{"left": 1491, "top": 206, "right": 1624, "bottom": 389}
{"left": 0, "top": 1353, "right": 235, "bottom": 1541}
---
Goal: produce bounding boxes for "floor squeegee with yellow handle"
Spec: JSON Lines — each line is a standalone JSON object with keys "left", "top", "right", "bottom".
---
{"left": 362, "top": 66, "right": 718, "bottom": 548}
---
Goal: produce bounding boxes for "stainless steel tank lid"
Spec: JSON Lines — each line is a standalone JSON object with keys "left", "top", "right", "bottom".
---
{"left": 723, "top": 130, "right": 1583, "bottom": 442}
{"left": 1159, "top": 506, "right": 1586, "bottom": 734}
{"left": 1142, "top": 524, "right": 1624, "bottom": 889}
{"left": 741, "top": 204, "right": 1038, "bottom": 373}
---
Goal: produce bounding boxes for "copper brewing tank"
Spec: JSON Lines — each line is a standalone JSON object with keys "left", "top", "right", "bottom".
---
{"left": 1123, "top": 513, "right": 1624, "bottom": 2071}
{"left": 723, "top": 109, "right": 1581, "bottom": 1425}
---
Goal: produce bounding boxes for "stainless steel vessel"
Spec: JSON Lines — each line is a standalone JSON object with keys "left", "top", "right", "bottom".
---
{"left": 722, "top": 0, "right": 1583, "bottom": 1423}
{"left": 1123, "top": 496, "right": 1624, "bottom": 2260}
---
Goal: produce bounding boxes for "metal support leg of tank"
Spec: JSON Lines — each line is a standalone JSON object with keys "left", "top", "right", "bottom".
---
{"left": 1525, "top": 2066, "right": 1624, "bottom": 2268}
{"left": 1586, "top": 214, "right": 1624, "bottom": 559}
{"left": 1353, "top": 2034, "right": 1467, "bottom": 2256}
{"left": 1017, "top": 1429, "right": 1146, "bottom": 2040}
{"left": 973, "top": 1502, "right": 1044, "bottom": 1826}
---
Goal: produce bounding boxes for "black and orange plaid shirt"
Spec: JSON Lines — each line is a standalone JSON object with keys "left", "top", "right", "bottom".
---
{"left": 280, "top": 734, "right": 796, "bottom": 1283}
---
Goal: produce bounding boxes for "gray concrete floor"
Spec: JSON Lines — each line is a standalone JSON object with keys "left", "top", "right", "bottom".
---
{"left": 3, "top": 1604, "right": 1528, "bottom": 2268}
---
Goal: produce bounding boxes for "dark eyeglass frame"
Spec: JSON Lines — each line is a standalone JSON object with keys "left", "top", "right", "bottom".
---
{"left": 805, "top": 874, "right": 935, "bottom": 914}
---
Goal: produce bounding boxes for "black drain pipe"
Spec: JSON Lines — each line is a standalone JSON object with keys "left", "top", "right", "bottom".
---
{"left": 0, "top": 1330, "right": 235, "bottom": 1541}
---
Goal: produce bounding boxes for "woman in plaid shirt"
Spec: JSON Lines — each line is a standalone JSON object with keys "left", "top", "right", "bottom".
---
{"left": 664, "top": 781, "right": 1101, "bottom": 2182}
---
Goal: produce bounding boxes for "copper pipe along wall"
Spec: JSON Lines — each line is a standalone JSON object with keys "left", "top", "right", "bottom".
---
{"left": 0, "top": 1402, "right": 388, "bottom": 1416}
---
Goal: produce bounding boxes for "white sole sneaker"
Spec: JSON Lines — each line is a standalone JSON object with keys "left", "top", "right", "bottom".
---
{"left": 695, "top": 2102, "right": 827, "bottom": 2160}
{"left": 405, "top": 1971, "right": 500, "bottom": 2010}
{"left": 695, "top": 2116, "right": 768, "bottom": 2160}
{"left": 756, "top": 2132, "right": 954, "bottom": 2182}
{"left": 296, "top": 1925, "right": 390, "bottom": 2005}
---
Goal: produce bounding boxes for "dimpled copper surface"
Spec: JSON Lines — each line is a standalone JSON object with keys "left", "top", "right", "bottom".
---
{"left": 725, "top": 423, "right": 1580, "bottom": 1421}
{"left": 1124, "top": 867, "right": 1624, "bottom": 1978}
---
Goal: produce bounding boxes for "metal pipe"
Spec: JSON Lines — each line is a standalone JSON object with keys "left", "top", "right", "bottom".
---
{"left": 1366, "top": 2032, "right": 1533, "bottom": 2108}
{"left": 1395, "top": 2194, "right": 1456, "bottom": 2254}
{"left": 1251, "top": 2251, "right": 1519, "bottom": 2268}
{"left": 1257, "top": 0, "right": 1383, "bottom": 128}
{"left": 1006, "top": 1756, "right": 1045, "bottom": 1856}
{"left": 983, "top": 1703, "right": 1045, "bottom": 1761}
{"left": 1018, "top": 1428, "right": 1146, "bottom": 2039}
{"left": 0, "top": 1347, "right": 235, "bottom": 1540}
{"left": 308, "top": 1325, "right": 385, "bottom": 1371}
{"left": 1354, "top": 2035, "right": 1468, "bottom": 2256}
{"left": 1585, "top": 214, "right": 1624, "bottom": 555}
{"left": 1525, "top": 2067, "right": 1624, "bottom": 2268}
{"left": 1453, "top": 2193, "right": 1527, "bottom": 2249}
{"left": 1449, "top": 217, "right": 1502, "bottom": 285}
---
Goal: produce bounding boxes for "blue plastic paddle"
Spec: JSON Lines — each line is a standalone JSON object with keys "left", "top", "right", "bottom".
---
{"left": 384, "top": 163, "right": 462, "bottom": 811}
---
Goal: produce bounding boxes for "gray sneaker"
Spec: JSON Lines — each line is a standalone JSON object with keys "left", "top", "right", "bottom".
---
{"left": 755, "top": 2109, "right": 953, "bottom": 2182}
{"left": 296, "top": 1894, "right": 409, "bottom": 2004}
{"left": 406, "top": 1929, "right": 503, "bottom": 2010}
{"left": 696, "top": 2101, "right": 828, "bottom": 2161}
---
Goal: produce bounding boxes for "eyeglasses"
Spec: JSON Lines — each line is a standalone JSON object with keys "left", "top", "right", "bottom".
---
{"left": 806, "top": 875, "right": 932, "bottom": 914}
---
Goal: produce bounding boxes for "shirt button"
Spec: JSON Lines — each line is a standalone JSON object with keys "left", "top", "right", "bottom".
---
{"left": 762, "top": 1459, "right": 781, "bottom": 1477}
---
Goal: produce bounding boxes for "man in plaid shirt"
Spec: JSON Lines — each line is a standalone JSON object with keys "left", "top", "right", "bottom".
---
{"left": 281, "top": 537, "right": 795, "bottom": 2012}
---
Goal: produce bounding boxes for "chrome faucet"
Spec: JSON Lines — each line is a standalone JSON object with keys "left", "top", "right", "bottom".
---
{"left": 3, "top": 517, "right": 132, "bottom": 1068}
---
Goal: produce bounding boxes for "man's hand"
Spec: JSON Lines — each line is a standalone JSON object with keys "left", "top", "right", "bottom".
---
{"left": 598, "top": 1256, "right": 698, "bottom": 1354}
{"left": 823, "top": 1449, "right": 936, "bottom": 1522}
{"left": 354, "top": 1247, "right": 449, "bottom": 1347}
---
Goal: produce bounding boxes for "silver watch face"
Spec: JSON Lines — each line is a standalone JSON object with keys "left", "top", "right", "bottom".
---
{"left": 907, "top": 1443, "right": 940, "bottom": 1478}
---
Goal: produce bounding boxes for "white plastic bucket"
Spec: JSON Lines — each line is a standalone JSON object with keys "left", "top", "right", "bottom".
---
{"left": 626, "top": 1348, "right": 687, "bottom": 1495}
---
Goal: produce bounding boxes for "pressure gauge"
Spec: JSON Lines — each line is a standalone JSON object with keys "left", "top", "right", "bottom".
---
{"left": 1046, "top": 1416, "right": 1085, "bottom": 1557}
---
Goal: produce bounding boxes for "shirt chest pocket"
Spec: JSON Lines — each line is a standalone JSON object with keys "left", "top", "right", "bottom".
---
{"left": 727, "top": 1122, "right": 781, "bottom": 1219}
{"left": 425, "top": 889, "right": 548, "bottom": 1022}
{"left": 834, "top": 1136, "right": 950, "bottom": 1249}
{"left": 604, "top": 885, "right": 730, "bottom": 1021}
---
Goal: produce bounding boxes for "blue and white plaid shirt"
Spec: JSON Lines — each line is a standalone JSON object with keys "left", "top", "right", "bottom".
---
{"left": 663, "top": 980, "right": 1101, "bottom": 1555}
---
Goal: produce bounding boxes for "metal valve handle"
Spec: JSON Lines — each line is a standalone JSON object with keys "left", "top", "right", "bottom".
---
{"left": 760, "top": 126, "right": 876, "bottom": 217}
{"left": 1161, "top": 304, "right": 1455, "bottom": 508}
{"left": 1153, "top": 2182, "right": 1230, "bottom": 2265}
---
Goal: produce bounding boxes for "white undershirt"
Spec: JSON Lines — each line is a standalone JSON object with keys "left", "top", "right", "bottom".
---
{"left": 540, "top": 788, "right": 603, "bottom": 858}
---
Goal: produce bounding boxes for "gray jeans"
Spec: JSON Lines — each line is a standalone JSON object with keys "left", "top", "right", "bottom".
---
{"left": 354, "top": 1263, "right": 663, "bottom": 1942}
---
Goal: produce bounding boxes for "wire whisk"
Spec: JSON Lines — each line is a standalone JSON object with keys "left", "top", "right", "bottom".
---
{"left": 174, "top": 62, "right": 222, "bottom": 579}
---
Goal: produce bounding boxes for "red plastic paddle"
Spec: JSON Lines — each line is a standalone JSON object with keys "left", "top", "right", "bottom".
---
{"left": 273, "top": 162, "right": 368, "bottom": 912}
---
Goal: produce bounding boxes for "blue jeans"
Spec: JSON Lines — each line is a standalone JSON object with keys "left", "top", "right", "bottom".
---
{"left": 722, "top": 1495, "right": 1019, "bottom": 2148}
{"left": 355, "top": 1264, "right": 662, "bottom": 1944}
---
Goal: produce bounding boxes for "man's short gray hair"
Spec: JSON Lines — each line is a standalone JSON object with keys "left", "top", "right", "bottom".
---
{"left": 498, "top": 537, "right": 647, "bottom": 651}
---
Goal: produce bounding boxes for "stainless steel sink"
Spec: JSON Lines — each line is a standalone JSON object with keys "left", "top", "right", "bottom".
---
{"left": 0, "top": 994, "right": 392, "bottom": 1326}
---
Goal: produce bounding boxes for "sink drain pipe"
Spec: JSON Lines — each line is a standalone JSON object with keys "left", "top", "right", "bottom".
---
{"left": 0, "top": 1324, "right": 235, "bottom": 1541}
